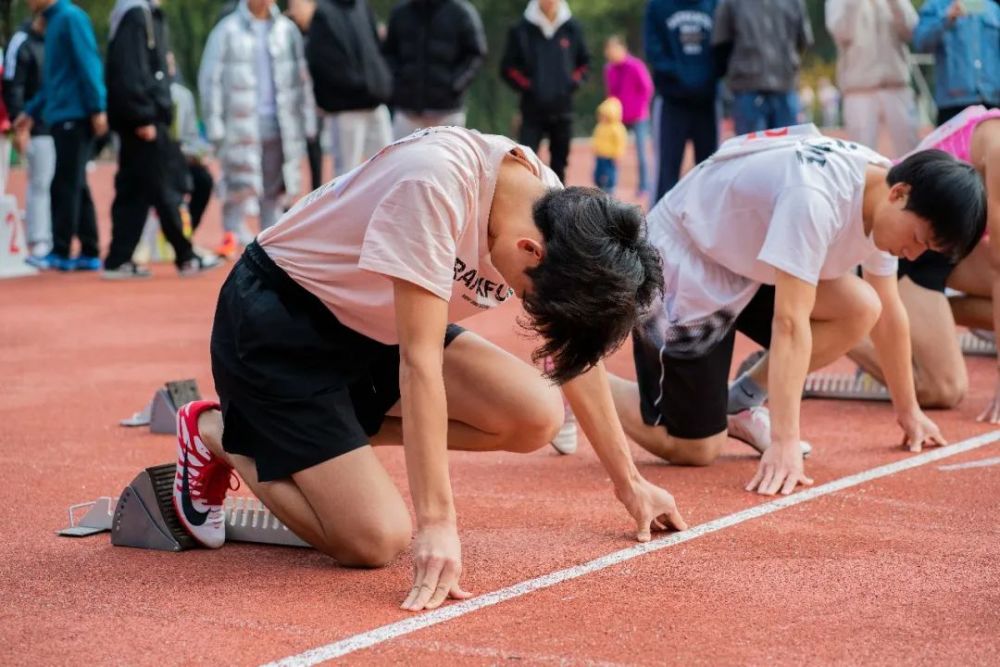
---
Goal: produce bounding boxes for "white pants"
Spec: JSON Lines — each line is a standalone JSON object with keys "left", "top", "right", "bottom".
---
{"left": 25, "top": 135, "right": 55, "bottom": 254}
{"left": 843, "top": 87, "right": 919, "bottom": 159}
{"left": 392, "top": 109, "right": 466, "bottom": 140}
{"left": 330, "top": 105, "right": 392, "bottom": 174}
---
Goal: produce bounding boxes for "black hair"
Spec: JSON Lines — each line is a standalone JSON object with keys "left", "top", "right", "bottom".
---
{"left": 522, "top": 187, "right": 663, "bottom": 383}
{"left": 887, "top": 149, "right": 986, "bottom": 262}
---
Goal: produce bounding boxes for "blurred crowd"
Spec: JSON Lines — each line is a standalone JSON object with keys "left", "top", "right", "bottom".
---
{"left": 2, "top": 0, "right": 998, "bottom": 278}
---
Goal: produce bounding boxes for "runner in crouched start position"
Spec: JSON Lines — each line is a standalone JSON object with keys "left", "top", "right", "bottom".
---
{"left": 608, "top": 125, "right": 986, "bottom": 494}
{"left": 172, "top": 127, "right": 686, "bottom": 611}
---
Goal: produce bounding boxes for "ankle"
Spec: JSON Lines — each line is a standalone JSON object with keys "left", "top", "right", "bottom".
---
{"left": 196, "top": 409, "right": 229, "bottom": 462}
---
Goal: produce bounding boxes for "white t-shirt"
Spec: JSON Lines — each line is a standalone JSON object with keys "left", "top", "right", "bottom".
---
{"left": 258, "top": 127, "right": 562, "bottom": 344}
{"left": 252, "top": 18, "right": 277, "bottom": 117}
{"left": 643, "top": 125, "right": 897, "bottom": 357}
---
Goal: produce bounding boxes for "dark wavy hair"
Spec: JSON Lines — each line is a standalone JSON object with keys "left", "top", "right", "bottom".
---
{"left": 522, "top": 187, "right": 664, "bottom": 383}
{"left": 888, "top": 149, "right": 986, "bottom": 262}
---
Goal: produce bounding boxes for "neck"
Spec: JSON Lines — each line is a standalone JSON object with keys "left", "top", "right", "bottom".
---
{"left": 249, "top": 3, "right": 270, "bottom": 19}
{"left": 488, "top": 156, "right": 548, "bottom": 251}
{"left": 862, "top": 165, "right": 888, "bottom": 236}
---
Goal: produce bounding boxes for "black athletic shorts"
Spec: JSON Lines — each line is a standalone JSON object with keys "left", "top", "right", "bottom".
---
{"left": 632, "top": 285, "right": 775, "bottom": 440}
{"left": 210, "top": 241, "right": 465, "bottom": 482}
{"left": 897, "top": 250, "right": 955, "bottom": 293}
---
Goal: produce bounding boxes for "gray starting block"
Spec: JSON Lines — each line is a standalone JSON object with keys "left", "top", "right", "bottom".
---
{"left": 802, "top": 371, "right": 890, "bottom": 401}
{"left": 120, "top": 379, "right": 202, "bottom": 435}
{"left": 960, "top": 331, "right": 997, "bottom": 357}
{"left": 59, "top": 463, "right": 310, "bottom": 551}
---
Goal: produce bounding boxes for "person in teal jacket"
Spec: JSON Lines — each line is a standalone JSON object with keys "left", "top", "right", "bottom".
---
{"left": 15, "top": 0, "right": 108, "bottom": 272}
{"left": 913, "top": 0, "right": 1000, "bottom": 124}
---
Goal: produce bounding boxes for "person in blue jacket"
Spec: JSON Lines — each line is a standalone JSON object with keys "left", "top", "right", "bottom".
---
{"left": 913, "top": 0, "right": 1000, "bottom": 124}
{"left": 644, "top": 0, "right": 720, "bottom": 199}
{"left": 15, "top": 0, "right": 108, "bottom": 272}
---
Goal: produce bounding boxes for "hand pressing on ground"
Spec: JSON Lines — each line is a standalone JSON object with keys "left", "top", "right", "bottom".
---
{"left": 898, "top": 408, "right": 946, "bottom": 452}
{"left": 746, "top": 440, "right": 813, "bottom": 496}
{"left": 617, "top": 477, "right": 687, "bottom": 542}
{"left": 402, "top": 521, "right": 472, "bottom": 612}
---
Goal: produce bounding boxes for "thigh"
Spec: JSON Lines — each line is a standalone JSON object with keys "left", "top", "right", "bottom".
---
{"left": 881, "top": 88, "right": 919, "bottom": 156}
{"left": 439, "top": 330, "right": 562, "bottom": 436}
{"left": 732, "top": 92, "right": 765, "bottom": 135}
{"left": 690, "top": 101, "right": 719, "bottom": 163}
{"left": 519, "top": 114, "right": 544, "bottom": 151}
{"left": 945, "top": 239, "right": 992, "bottom": 297}
{"left": 770, "top": 91, "right": 798, "bottom": 128}
{"left": 392, "top": 111, "right": 419, "bottom": 140}
{"left": 364, "top": 105, "right": 392, "bottom": 159}
{"left": 335, "top": 111, "right": 366, "bottom": 171}
{"left": 260, "top": 136, "right": 285, "bottom": 200}
{"left": 843, "top": 93, "right": 878, "bottom": 148}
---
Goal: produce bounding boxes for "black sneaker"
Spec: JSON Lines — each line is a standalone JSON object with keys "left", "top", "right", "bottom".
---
{"left": 178, "top": 253, "right": 222, "bottom": 277}
{"left": 102, "top": 262, "right": 152, "bottom": 280}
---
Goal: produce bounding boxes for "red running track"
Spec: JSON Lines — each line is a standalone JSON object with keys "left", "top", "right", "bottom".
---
{"left": 1, "top": 145, "right": 998, "bottom": 665}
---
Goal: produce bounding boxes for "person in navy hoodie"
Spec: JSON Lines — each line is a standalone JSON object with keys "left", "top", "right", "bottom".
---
{"left": 644, "top": 0, "right": 720, "bottom": 198}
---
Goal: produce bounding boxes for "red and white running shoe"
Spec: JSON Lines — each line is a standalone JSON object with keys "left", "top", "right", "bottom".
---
{"left": 172, "top": 400, "right": 237, "bottom": 548}
{"left": 727, "top": 406, "right": 813, "bottom": 458}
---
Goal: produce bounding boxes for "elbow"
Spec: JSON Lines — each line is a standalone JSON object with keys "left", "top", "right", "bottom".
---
{"left": 771, "top": 312, "right": 809, "bottom": 341}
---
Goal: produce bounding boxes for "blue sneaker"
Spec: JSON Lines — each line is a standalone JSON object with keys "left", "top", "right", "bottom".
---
{"left": 25, "top": 252, "right": 59, "bottom": 270}
{"left": 74, "top": 255, "right": 102, "bottom": 271}
{"left": 52, "top": 254, "right": 76, "bottom": 272}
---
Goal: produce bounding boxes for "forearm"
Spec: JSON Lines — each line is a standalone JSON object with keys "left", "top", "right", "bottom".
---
{"left": 562, "top": 361, "right": 640, "bottom": 492}
{"left": 400, "top": 358, "right": 455, "bottom": 526}
{"left": 869, "top": 298, "right": 919, "bottom": 414}
{"left": 767, "top": 316, "right": 812, "bottom": 445}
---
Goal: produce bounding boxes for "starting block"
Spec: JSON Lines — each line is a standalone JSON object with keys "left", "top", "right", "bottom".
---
{"left": 120, "top": 379, "right": 201, "bottom": 435}
{"left": 58, "top": 463, "right": 310, "bottom": 551}
{"left": 802, "top": 371, "right": 890, "bottom": 401}
{"left": 960, "top": 331, "right": 996, "bottom": 357}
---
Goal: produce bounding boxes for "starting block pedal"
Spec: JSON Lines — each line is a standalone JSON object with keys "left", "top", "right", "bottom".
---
{"left": 802, "top": 371, "right": 890, "bottom": 401}
{"left": 960, "top": 331, "right": 996, "bottom": 357}
{"left": 111, "top": 463, "right": 198, "bottom": 551}
{"left": 120, "top": 379, "right": 201, "bottom": 435}
{"left": 60, "top": 463, "right": 310, "bottom": 551}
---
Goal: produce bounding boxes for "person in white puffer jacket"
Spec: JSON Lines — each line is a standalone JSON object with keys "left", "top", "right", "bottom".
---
{"left": 198, "top": 0, "right": 317, "bottom": 257}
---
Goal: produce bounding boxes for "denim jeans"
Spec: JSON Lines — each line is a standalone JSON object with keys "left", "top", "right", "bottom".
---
{"left": 626, "top": 118, "right": 651, "bottom": 193}
{"left": 732, "top": 91, "right": 799, "bottom": 135}
{"left": 594, "top": 157, "right": 617, "bottom": 193}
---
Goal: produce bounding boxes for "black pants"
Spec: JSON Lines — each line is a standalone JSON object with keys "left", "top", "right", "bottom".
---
{"left": 50, "top": 119, "right": 99, "bottom": 258}
{"left": 520, "top": 112, "right": 572, "bottom": 184}
{"left": 656, "top": 96, "right": 719, "bottom": 200}
{"left": 306, "top": 134, "right": 323, "bottom": 191}
{"left": 188, "top": 161, "right": 214, "bottom": 231}
{"left": 105, "top": 127, "right": 194, "bottom": 269}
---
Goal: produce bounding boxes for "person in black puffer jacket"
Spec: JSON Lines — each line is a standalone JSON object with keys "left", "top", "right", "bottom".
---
{"left": 104, "top": 0, "right": 218, "bottom": 278}
{"left": 307, "top": 0, "right": 393, "bottom": 174}
{"left": 500, "top": 0, "right": 589, "bottom": 184}
{"left": 383, "top": 0, "right": 486, "bottom": 139}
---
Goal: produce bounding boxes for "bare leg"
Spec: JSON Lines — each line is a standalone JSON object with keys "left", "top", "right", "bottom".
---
{"left": 849, "top": 277, "right": 967, "bottom": 408}
{"left": 194, "top": 331, "right": 563, "bottom": 565}
{"left": 947, "top": 241, "right": 994, "bottom": 329}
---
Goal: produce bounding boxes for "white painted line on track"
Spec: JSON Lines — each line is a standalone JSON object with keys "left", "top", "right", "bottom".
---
{"left": 263, "top": 430, "right": 1000, "bottom": 667}
{"left": 938, "top": 455, "right": 1000, "bottom": 471}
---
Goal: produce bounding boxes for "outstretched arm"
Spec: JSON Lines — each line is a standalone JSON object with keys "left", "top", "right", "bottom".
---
{"left": 864, "top": 271, "right": 946, "bottom": 450}
{"left": 561, "top": 361, "right": 686, "bottom": 541}
{"left": 393, "top": 279, "right": 471, "bottom": 612}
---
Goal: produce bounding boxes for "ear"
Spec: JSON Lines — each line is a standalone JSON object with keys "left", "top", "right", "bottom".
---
{"left": 516, "top": 238, "right": 544, "bottom": 263}
{"left": 889, "top": 182, "right": 911, "bottom": 205}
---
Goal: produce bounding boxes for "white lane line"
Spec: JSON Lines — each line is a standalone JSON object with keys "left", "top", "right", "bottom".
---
{"left": 938, "top": 455, "right": 1000, "bottom": 471}
{"left": 263, "top": 430, "right": 1000, "bottom": 667}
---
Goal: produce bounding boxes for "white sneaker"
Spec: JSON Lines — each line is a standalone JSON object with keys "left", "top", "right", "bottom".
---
{"left": 550, "top": 404, "right": 578, "bottom": 455}
{"left": 727, "top": 406, "right": 812, "bottom": 458}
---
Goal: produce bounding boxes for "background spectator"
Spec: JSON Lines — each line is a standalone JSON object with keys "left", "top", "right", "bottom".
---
{"left": 644, "top": 0, "right": 719, "bottom": 198}
{"left": 826, "top": 0, "right": 919, "bottom": 157}
{"left": 818, "top": 76, "right": 841, "bottom": 127}
{"left": 712, "top": 0, "right": 813, "bottom": 135}
{"left": 592, "top": 96, "right": 626, "bottom": 193}
{"left": 913, "top": 0, "right": 1000, "bottom": 124}
{"left": 167, "top": 52, "right": 214, "bottom": 233}
{"left": 500, "top": 0, "right": 589, "bottom": 184}
{"left": 603, "top": 34, "right": 653, "bottom": 197}
{"left": 199, "top": 0, "right": 317, "bottom": 257}
{"left": 383, "top": 0, "right": 487, "bottom": 139}
{"left": 104, "top": 0, "right": 216, "bottom": 279}
{"left": 4, "top": 14, "right": 54, "bottom": 263}
{"left": 306, "top": 0, "right": 392, "bottom": 175}
{"left": 17, "top": 0, "right": 107, "bottom": 272}
{"left": 285, "top": 0, "right": 324, "bottom": 190}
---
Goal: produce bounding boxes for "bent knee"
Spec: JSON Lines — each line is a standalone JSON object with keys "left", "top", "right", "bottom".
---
{"left": 327, "top": 522, "right": 412, "bottom": 569}
{"left": 504, "top": 388, "right": 564, "bottom": 453}
{"left": 917, "top": 377, "right": 967, "bottom": 409}
{"left": 669, "top": 440, "right": 722, "bottom": 467}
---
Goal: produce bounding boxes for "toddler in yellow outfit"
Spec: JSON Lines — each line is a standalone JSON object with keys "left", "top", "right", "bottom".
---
{"left": 592, "top": 97, "right": 628, "bottom": 193}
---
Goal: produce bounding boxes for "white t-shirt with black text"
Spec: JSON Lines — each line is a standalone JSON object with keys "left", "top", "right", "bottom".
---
{"left": 642, "top": 126, "right": 897, "bottom": 357}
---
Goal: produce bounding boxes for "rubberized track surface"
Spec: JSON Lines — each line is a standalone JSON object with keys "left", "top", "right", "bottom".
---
{"left": 2, "top": 146, "right": 999, "bottom": 665}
